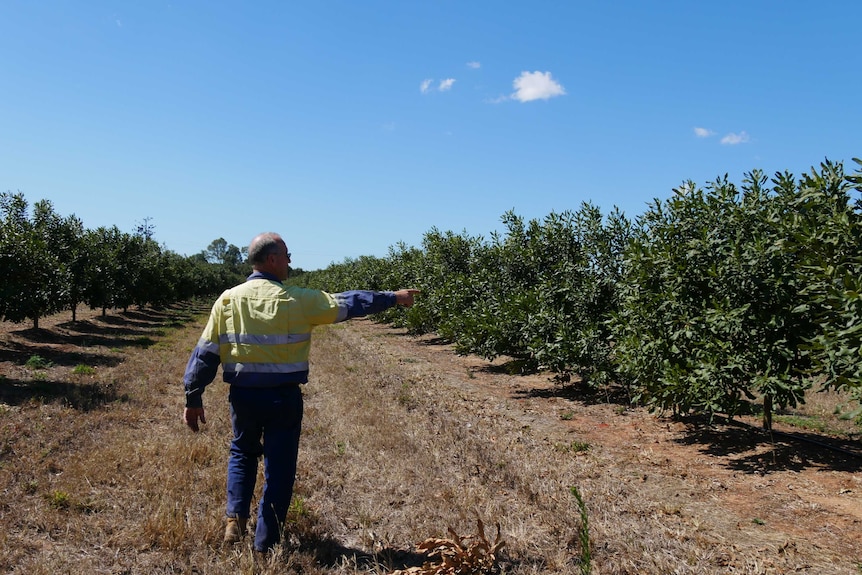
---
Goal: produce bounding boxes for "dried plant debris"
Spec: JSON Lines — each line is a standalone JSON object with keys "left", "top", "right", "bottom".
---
{"left": 392, "top": 518, "right": 506, "bottom": 575}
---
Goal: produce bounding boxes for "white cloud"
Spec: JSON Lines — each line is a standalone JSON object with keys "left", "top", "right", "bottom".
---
{"left": 720, "top": 131, "right": 750, "bottom": 145}
{"left": 420, "top": 79, "right": 433, "bottom": 94}
{"left": 467, "top": 61, "right": 481, "bottom": 69}
{"left": 511, "top": 71, "right": 566, "bottom": 102}
{"left": 438, "top": 78, "right": 456, "bottom": 91}
{"left": 694, "top": 127, "right": 714, "bottom": 138}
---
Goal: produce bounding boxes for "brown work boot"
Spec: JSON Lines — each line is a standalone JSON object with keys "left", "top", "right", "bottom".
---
{"left": 224, "top": 516, "right": 247, "bottom": 544}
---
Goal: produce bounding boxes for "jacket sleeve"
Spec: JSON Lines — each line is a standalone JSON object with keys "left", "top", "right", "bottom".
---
{"left": 300, "top": 288, "right": 397, "bottom": 325}
{"left": 331, "top": 290, "right": 398, "bottom": 322}
{"left": 182, "top": 304, "right": 222, "bottom": 408}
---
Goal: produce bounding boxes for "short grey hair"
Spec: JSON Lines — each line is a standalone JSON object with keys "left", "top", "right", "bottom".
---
{"left": 248, "top": 232, "right": 283, "bottom": 264}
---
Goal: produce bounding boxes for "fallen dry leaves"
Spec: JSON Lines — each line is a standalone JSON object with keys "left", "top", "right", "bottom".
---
{"left": 391, "top": 518, "right": 505, "bottom": 575}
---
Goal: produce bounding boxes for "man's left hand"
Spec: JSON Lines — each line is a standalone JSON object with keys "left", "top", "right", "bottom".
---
{"left": 184, "top": 407, "right": 206, "bottom": 432}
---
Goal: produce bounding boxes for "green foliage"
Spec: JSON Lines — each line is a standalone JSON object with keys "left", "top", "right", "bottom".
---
{"left": 1, "top": 191, "right": 243, "bottom": 322}
{"left": 612, "top": 161, "right": 859, "bottom": 427}
{"left": 25, "top": 355, "right": 54, "bottom": 369}
{"left": 797, "top": 158, "right": 862, "bottom": 402}
{"left": 0, "top": 194, "right": 68, "bottom": 327}
{"left": 381, "top": 206, "right": 632, "bottom": 386}
{"left": 200, "top": 237, "right": 247, "bottom": 273}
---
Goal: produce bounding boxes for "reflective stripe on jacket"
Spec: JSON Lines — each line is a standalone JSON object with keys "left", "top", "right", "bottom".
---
{"left": 183, "top": 271, "right": 397, "bottom": 407}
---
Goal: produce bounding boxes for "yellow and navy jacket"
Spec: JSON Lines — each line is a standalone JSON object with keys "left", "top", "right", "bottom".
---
{"left": 183, "top": 271, "right": 397, "bottom": 407}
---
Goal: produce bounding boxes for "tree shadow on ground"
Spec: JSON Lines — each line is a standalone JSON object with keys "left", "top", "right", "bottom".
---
{"left": 294, "top": 531, "right": 551, "bottom": 575}
{"left": 513, "top": 378, "right": 633, "bottom": 406}
{"left": 3, "top": 306, "right": 199, "bottom": 363}
{"left": 0, "top": 340, "right": 124, "bottom": 368}
{"left": 0, "top": 376, "right": 122, "bottom": 410}
{"left": 675, "top": 417, "right": 862, "bottom": 474}
{"left": 120, "top": 308, "right": 185, "bottom": 324}
{"left": 514, "top": 380, "right": 862, "bottom": 474}
{"left": 15, "top": 321, "right": 148, "bottom": 343}
{"left": 295, "top": 534, "right": 428, "bottom": 572}
{"left": 414, "top": 335, "right": 452, "bottom": 347}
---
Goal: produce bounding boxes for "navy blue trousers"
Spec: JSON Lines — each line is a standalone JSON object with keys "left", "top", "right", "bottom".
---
{"left": 226, "top": 385, "right": 303, "bottom": 552}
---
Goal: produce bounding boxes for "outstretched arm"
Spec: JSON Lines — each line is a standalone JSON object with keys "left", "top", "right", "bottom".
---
{"left": 329, "top": 289, "right": 421, "bottom": 322}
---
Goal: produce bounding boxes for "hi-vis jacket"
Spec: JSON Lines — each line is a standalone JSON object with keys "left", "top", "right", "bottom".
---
{"left": 183, "top": 271, "right": 397, "bottom": 408}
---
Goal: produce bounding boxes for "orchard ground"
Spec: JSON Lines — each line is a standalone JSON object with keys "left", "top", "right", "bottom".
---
{"left": 0, "top": 303, "right": 860, "bottom": 574}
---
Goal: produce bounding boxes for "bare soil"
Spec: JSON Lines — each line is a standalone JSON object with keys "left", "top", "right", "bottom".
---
{"left": 1, "top": 306, "right": 861, "bottom": 574}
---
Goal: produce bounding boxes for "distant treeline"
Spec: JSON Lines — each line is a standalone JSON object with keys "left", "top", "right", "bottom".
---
{"left": 0, "top": 192, "right": 251, "bottom": 328}
{"left": 292, "top": 158, "right": 862, "bottom": 429}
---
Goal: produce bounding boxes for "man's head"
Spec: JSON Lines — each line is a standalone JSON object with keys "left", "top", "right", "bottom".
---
{"left": 248, "top": 232, "right": 291, "bottom": 281}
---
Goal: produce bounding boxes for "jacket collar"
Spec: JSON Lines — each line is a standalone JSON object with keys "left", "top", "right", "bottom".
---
{"left": 247, "top": 270, "right": 283, "bottom": 283}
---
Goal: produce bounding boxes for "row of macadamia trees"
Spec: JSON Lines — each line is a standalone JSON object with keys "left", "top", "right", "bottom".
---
{"left": 4, "top": 157, "right": 859, "bottom": 428}
{"left": 0, "top": 192, "right": 249, "bottom": 328}
{"left": 293, "top": 158, "right": 862, "bottom": 428}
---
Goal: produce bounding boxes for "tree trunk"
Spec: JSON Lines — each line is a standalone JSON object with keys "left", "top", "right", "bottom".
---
{"left": 762, "top": 394, "right": 773, "bottom": 431}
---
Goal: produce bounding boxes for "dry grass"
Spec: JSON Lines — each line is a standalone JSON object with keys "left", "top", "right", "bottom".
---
{"left": 1, "top": 306, "right": 860, "bottom": 574}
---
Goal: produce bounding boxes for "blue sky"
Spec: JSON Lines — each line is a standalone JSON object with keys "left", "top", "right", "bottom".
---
{"left": 1, "top": 1, "right": 859, "bottom": 271}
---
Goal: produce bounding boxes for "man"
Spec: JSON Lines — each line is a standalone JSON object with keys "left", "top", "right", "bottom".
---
{"left": 182, "top": 232, "right": 418, "bottom": 552}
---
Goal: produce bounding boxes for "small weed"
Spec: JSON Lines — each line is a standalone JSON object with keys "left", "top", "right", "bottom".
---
{"left": 110, "top": 347, "right": 122, "bottom": 353}
{"left": 752, "top": 518, "right": 765, "bottom": 525}
{"left": 561, "top": 411, "right": 575, "bottom": 421}
{"left": 23, "top": 479, "right": 38, "bottom": 494}
{"left": 72, "top": 365, "right": 96, "bottom": 375}
{"left": 774, "top": 414, "right": 828, "bottom": 434}
{"left": 556, "top": 441, "right": 591, "bottom": 454}
{"left": 288, "top": 495, "right": 309, "bottom": 520}
{"left": 397, "top": 382, "right": 417, "bottom": 410}
{"left": 25, "top": 355, "right": 53, "bottom": 369}
{"left": 569, "top": 487, "right": 591, "bottom": 575}
{"left": 834, "top": 403, "right": 862, "bottom": 425}
{"left": 335, "top": 441, "right": 346, "bottom": 456}
{"left": 47, "top": 490, "right": 71, "bottom": 510}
